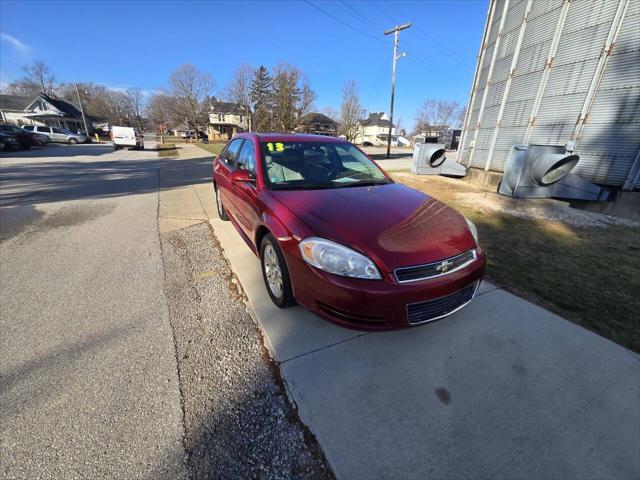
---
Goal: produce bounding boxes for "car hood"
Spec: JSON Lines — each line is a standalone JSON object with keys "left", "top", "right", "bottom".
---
{"left": 269, "top": 183, "right": 476, "bottom": 271}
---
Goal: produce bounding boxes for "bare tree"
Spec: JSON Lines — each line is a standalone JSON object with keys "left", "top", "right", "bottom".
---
{"left": 147, "top": 92, "right": 176, "bottom": 130}
{"left": 339, "top": 80, "right": 362, "bottom": 142}
{"left": 125, "top": 88, "right": 146, "bottom": 131}
{"left": 105, "top": 90, "right": 135, "bottom": 125}
{"left": 223, "top": 64, "right": 253, "bottom": 111}
{"left": 455, "top": 105, "right": 467, "bottom": 129}
{"left": 396, "top": 117, "right": 406, "bottom": 136}
{"left": 169, "top": 64, "right": 214, "bottom": 134}
{"left": 6, "top": 61, "right": 57, "bottom": 97}
{"left": 4, "top": 80, "right": 40, "bottom": 97}
{"left": 414, "top": 99, "right": 461, "bottom": 135}
{"left": 320, "top": 106, "right": 339, "bottom": 121}
{"left": 298, "top": 75, "right": 316, "bottom": 119}
{"left": 24, "top": 61, "right": 57, "bottom": 96}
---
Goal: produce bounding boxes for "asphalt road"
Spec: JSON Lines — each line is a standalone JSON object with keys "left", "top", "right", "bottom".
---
{"left": 0, "top": 141, "right": 188, "bottom": 479}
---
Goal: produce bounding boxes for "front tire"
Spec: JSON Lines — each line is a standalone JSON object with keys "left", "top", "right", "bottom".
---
{"left": 215, "top": 185, "right": 229, "bottom": 221}
{"left": 68, "top": 138, "right": 78, "bottom": 145}
{"left": 260, "top": 234, "right": 295, "bottom": 308}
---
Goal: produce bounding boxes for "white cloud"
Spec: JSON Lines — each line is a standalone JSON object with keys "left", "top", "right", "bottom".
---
{"left": 106, "top": 85, "right": 128, "bottom": 94}
{"left": 103, "top": 84, "right": 160, "bottom": 97}
{"left": 0, "top": 33, "right": 31, "bottom": 56}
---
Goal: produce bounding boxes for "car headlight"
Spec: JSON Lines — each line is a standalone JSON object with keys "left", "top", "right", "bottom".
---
{"left": 465, "top": 218, "right": 479, "bottom": 245}
{"left": 299, "top": 237, "right": 381, "bottom": 280}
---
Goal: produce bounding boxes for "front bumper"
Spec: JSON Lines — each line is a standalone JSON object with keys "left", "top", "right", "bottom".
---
{"left": 288, "top": 250, "right": 487, "bottom": 330}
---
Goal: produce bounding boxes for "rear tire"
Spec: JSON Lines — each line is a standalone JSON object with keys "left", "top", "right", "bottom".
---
{"left": 215, "top": 185, "right": 229, "bottom": 221}
{"left": 260, "top": 234, "right": 295, "bottom": 308}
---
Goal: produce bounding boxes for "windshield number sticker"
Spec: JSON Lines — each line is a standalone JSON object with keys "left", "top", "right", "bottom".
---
{"left": 266, "top": 142, "right": 284, "bottom": 152}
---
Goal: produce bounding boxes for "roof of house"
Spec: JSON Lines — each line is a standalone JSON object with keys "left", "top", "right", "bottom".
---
{"left": 299, "top": 112, "right": 337, "bottom": 126}
{"left": 209, "top": 101, "right": 247, "bottom": 115}
{"left": 0, "top": 93, "right": 82, "bottom": 118}
{"left": 40, "top": 94, "right": 82, "bottom": 117}
{"left": 0, "top": 95, "right": 32, "bottom": 111}
{"left": 359, "top": 112, "right": 394, "bottom": 128}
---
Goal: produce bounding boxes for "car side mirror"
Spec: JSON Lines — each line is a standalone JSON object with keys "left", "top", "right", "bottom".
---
{"left": 230, "top": 169, "right": 255, "bottom": 184}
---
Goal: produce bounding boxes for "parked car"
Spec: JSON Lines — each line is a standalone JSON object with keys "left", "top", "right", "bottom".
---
{"left": 19, "top": 129, "right": 50, "bottom": 146}
{"left": 0, "top": 124, "right": 42, "bottom": 148}
{"left": 22, "top": 125, "right": 87, "bottom": 144}
{"left": 213, "top": 133, "right": 486, "bottom": 330}
{"left": 0, "top": 132, "right": 21, "bottom": 151}
{"left": 111, "top": 126, "right": 144, "bottom": 150}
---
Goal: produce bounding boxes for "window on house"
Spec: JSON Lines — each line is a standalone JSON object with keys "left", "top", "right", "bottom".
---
{"left": 218, "top": 114, "right": 224, "bottom": 122}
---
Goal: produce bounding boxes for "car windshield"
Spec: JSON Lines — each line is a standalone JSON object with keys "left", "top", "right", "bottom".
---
{"left": 260, "top": 141, "right": 390, "bottom": 190}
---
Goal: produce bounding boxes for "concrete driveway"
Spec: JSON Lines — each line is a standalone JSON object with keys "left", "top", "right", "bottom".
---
{"left": 0, "top": 141, "right": 188, "bottom": 479}
{"left": 174, "top": 144, "right": 640, "bottom": 479}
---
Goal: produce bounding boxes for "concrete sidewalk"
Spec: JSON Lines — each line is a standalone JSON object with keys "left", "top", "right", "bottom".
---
{"left": 180, "top": 143, "right": 640, "bottom": 480}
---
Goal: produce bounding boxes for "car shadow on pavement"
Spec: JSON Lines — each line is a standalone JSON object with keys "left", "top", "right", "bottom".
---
{"left": 0, "top": 144, "right": 116, "bottom": 158}
{"left": 0, "top": 155, "right": 213, "bottom": 207}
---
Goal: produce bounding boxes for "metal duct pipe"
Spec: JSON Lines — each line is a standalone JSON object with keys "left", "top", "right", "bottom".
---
{"left": 531, "top": 153, "right": 580, "bottom": 186}
{"left": 499, "top": 144, "right": 609, "bottom": 201}
{"left": 427, "top": 146, "right": 446, "bottom": 167}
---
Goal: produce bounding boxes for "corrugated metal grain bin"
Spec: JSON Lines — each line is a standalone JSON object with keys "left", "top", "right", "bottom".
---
{"left": 460, "top": 0, "right": 640, "bottom": 191}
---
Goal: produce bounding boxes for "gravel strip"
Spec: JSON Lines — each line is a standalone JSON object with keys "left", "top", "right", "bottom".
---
{"left": 161, "top": 222, "right": 333, "bottom": 480}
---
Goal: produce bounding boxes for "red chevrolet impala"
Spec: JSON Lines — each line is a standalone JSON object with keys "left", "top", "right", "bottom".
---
{"left": 213, "top": 133, "right": 486, "bottom": 330}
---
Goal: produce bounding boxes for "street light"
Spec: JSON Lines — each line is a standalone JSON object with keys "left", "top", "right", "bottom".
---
{"left": 384, "top": 22, "right": 411, "bottom": 158}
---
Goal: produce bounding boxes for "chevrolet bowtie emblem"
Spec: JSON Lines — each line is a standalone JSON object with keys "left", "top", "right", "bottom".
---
{"left": 436, "top": 260, "right": 454, "bottom": 273}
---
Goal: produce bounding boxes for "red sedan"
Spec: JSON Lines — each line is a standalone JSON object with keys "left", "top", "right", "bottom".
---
{"left": 213, "top": 133, "right": 486, "bottom": 330}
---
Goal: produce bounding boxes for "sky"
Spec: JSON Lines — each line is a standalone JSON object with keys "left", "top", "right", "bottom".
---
{"left": 0, "top": 0, "right": 488, "bottom": 129}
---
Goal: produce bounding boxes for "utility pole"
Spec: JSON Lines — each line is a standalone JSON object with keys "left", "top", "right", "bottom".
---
{"left": 384, "top": 22, "right": 411, "bottom": 158}
{"left": 75, "top": 83, "right": 90, "bottom": 139}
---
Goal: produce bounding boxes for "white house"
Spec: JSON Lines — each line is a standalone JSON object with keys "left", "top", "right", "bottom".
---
{"left": 353, "top": 112, "right": 397, "bottom": 147}
{"left": 0, "top": 93, "right": 86, "bottom": 133}
{"left": 207, "top": 101, "right": 249, "bottom": 140}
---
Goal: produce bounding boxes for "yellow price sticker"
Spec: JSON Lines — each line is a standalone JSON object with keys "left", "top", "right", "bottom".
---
{"left": 266, "top": 142, "right": 284, "bottom": 152}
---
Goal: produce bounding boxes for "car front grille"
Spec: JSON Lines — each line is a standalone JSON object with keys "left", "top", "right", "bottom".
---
{"left": 395, "top": 250, "right": 477, "bottom": 283}
{"left": 407, "top": 282, "right": 478, "bottom": 325}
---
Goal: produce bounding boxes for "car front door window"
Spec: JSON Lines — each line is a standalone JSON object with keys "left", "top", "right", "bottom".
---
{"left": 224, "top": 139, "right": 243, "bottom": 167}
{"left": 237, "top": 140, "right": 256, "bottom": 177}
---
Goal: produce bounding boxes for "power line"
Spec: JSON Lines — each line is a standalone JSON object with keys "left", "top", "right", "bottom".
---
{"left": 338, "top": 0, "right": 381, "bottom": 29}
{"left": 304, "top": 0, "right": 389, "bottom": 45}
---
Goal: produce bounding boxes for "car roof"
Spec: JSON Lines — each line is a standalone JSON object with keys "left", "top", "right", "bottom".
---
{"left": 235, "top": 132, "right": 348, "bottom": 144}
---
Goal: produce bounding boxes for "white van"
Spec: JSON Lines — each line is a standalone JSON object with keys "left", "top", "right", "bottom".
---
{"left": 111, "top": 126, "right": 144, "bottom": 150}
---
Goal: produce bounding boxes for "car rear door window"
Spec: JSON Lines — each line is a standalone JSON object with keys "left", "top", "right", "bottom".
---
{"left": 37, "top": 126, "right": 50, "bottom": 133}
{"left": 52, "top": 127, "right": 65, "bottom": 134}
{"left": 237, "top": 140, "right": 256, "bottom": 176}
{"left": 224, "top": 139, "right": 243, "bottom": 167}
{"left": 23, "top": 126, "right": 34, "bottom": 131}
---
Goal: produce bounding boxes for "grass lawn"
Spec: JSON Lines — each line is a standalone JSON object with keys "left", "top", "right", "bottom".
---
{"left": 157, "top": 143, "right": 177, "bottom": 157}
{"left": 393, "top": 172, "right": 640, "bottom": 352}
{"left": 194, "top": 142, "right": 226, "bottom": 156}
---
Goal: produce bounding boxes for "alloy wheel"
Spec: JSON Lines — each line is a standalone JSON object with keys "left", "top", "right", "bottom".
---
{"left": 263, "top": 244, "right": 283, "bottom": 299}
